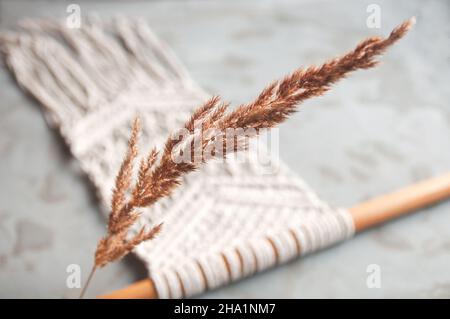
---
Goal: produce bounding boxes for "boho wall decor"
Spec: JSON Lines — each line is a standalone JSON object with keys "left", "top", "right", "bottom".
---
{"left": 2, "top": 16, "right": 449, "bottom": 299}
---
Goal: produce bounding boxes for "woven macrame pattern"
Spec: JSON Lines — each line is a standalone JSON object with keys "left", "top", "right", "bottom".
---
{"left": 0, "top": 18, "right": 355, "bottom": 298}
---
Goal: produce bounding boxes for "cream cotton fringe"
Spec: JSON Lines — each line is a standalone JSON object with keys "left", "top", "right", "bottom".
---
{"left": 0, "top": 17, "right": 355, "bottom": 298}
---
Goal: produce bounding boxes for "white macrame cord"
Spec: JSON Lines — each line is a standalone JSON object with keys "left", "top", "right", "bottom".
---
{"left": 0, "top": 18, "right": 355, "bottom": 298}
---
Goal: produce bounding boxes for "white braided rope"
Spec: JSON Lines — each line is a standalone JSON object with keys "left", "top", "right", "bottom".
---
{"left": 0, "top": 17, "right": 355, "bottom": 298}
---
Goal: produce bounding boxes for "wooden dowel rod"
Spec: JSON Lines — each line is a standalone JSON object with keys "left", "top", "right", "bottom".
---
{"left": 98, "top": 172, "right": 450, "bottom": 299}
{"left": 98, "top": 277, "right": 157, "bottom": 299}
{"left": 350, "top": 172, "right": 450, "bottom": 232}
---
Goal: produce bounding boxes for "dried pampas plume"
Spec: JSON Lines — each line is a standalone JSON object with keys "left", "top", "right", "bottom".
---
{"left": 81, "top": 18, "right": 414, "bottom": 298}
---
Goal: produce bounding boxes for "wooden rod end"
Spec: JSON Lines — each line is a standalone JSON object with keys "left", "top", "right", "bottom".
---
{"left": 98, "top": 278, "right": 156, "bottom": 299}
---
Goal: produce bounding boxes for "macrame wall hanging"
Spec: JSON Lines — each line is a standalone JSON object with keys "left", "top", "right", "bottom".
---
{"left": 1, "top": 17, "right": 449, "bottom": 299}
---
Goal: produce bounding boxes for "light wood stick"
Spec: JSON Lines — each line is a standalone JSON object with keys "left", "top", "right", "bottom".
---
{"left": 99, "top": 278, "right": 157, "bottom": 299}
{"left": 98, "top": 172, "right": 450, "bottom": 299}
{"left": 350, "top": 172, "right": 450, "bottom": 231}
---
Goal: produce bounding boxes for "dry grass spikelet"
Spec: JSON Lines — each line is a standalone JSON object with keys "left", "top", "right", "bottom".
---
{"left": 82, "top": 18, "right": 414, "bottom": 298}
{"left": 95, "top": 17, "right": 414, "bottom": 268}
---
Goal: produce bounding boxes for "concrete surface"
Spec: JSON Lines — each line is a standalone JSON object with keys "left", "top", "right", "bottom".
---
{"left": 0, "top": 0, "right": 449, "bottom": 298}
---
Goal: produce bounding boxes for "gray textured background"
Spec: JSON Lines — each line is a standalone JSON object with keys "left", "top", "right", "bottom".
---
{"left": 0, "top": 0, "right": 449, "bottom": 298}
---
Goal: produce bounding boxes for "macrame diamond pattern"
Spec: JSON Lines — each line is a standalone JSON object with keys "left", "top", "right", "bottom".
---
{"left": 0, "top": 17, "right": 354, "bottom": 298}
